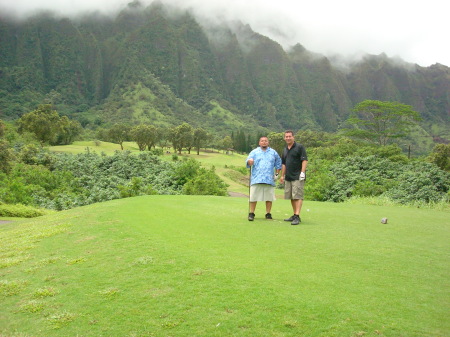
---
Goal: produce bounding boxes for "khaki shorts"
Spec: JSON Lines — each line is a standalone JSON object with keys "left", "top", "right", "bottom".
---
{"left": 284, "top": 180, "right": 305, "bottom": 200}
{"left": 250, "top": 184, "right": 276, "bottom": 202}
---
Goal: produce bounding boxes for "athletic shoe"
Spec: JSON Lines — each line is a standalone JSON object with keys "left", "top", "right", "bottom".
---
{"left": 248, "top": 212, "right": 255, "bottom": 221}
{"left": 265, "top": 213, "right": 273, "bottom": 220}
{"left": 284, "top": 215, "right": 295, "bottom": 222}
{"left": 291, "top": 215, "right": 301, "bottom": 225}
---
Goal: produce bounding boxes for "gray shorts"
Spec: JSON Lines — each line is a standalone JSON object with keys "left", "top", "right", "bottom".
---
{"left": 250, "top": 184, "right": 276, "bottom": 202}
{"left": 284, "top": 180, "right": 305, "bottom": 200}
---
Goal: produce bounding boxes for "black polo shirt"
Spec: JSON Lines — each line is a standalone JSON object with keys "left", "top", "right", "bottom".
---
{"left": 282, "top": 142, "right": 308, "bottom": 181}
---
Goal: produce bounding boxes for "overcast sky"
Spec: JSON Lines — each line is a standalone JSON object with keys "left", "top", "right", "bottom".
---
{"left": 1, "top": 0, "right": 449, "bottom": 67}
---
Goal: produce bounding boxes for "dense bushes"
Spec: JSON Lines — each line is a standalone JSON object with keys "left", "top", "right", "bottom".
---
{"left": 0, "top": 149, "right": 228, "bottom": 210}
{"left": 304, "top": 151, "right": 449, "bottom": 204}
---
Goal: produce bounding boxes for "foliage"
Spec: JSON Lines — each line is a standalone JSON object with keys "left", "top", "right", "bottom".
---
{"left": 0, "top": 6, "right": 447, "bottom": 151}
{"left": 117, "top": 177, "right": 157, "bottom": 198}
{"left": 170, "top": 122, "right": 194, "bottom": 154}
{"left": 107, "top": 123, "right": 131, "bottom": 150}
{"left": 342, "top": 100, "right": 422, "bottom": 145}
{"left": 221, "top": 135, "right": 233, "bottom": 151}
{"left": 0, "top": 119, "right": 5, "bottom": 137}
{"left": 427, "top": 143, "right": 450, "bottom": 171}
{"left": 17, "top": 104, "right": 62, "bottom": 145}
{"left": 0, "top": 202, "right": 49, "bottom": 218}
{"left": 267, "top": 131, "right": 285, "bottom": 156}
{"left": 182, "top": 166, "right": 228, "bottom": 196}
{"left": 311, "top": 154, "right": 449, "bottom": 204}
{"left": 173, "top": 158, "right": 201, "bottom": 185}
{"left": 0, "top": 139, "right": 14, "bottom": 173}
{"left": 130, "top": 124, "right": 158, "bottom": 151}
{"left": 55, "top": 116, "right": 82, "bottom": 145}
{"left": 384, "top": 162, "right": 450, "bottom": 203}
{"left": 193, "top": 127, "right": 209, "bottom": 155}
{"left": 0, "top": 143, "right": 229, "bottom": 210}
{"left": 17, "top": 104, "right": 81, "bottom": 146}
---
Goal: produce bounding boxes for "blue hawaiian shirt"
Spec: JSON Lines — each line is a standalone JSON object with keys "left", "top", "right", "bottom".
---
{"left": 246, "top": 147, "right": 282, "bottom": 186}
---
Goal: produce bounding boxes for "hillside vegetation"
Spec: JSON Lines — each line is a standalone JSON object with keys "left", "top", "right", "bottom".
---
{"left": 0, "top": 2, "right": 448, "bottom": 139}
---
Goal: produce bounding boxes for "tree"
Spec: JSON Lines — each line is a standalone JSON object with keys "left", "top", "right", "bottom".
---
{"left": 108, "top": 123, "right": 131, "bottom": 150}
{"left": 0, "top": 140, "right": 14, "bottom": 173}
{"left": 427, "top": 144, "right": 450, "bottom": 171}
{"left": 170, "top": 123, "right": 194, "bottom": 154}
{"left": 267, "top": 132, "right": 285, "bottom": 156}
{"left": 222, "top": 136, "right": 233, "bottom": 153}
{"left": 157, "top": 127, "right": 170, "bottom": 150}
{"left": 0, "top": 120, "right": 5, "bottom": 138}
{"left": 342, "top": 100, "right": 422, "bottom": 145}
{"left": 131, "top": 124, "right": 157, "bottom": 151}
{"left": 17, "top": 104, "right": 62, "bottom": 145}
{"left": 193, "top": 128, "right": 209, "bottom": 155}
{"left": 56, "top": 116, "right": 82, "bottom": 145}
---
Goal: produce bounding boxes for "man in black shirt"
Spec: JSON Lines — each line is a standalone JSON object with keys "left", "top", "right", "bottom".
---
{"left": 280, "top": 130, "right": 308, "bottom": 225}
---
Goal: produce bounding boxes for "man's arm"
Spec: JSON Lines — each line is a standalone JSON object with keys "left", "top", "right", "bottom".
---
{"left": 280, "top": 164, "right": 286, "bottom": 183}
{"left": 301, "top": 160, "right": 308, "bottom": 173}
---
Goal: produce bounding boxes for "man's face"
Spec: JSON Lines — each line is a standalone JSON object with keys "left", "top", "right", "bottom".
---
{"left": 284, "top": 132, "right": 294, "bottom": 145}
{"left": 259, "top": 137, "right": 269, "bottom": 149}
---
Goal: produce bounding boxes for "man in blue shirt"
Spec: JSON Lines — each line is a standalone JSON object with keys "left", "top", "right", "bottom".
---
{"left": 246, "top": 136, "right": 282, "bottom": 221}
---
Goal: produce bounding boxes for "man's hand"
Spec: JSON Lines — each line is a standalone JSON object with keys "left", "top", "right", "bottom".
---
{"left": 247, "top": 158, "right": 254, "bottom": 166}
{"left": 300, "top": 172, "right": 306, "bottom": 181}
{"left": 279, "top": 176, "right": 285, "bottom": 184}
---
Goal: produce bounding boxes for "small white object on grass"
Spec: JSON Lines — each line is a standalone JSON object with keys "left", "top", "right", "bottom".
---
{"left": 381, "top": 218, "right": 388, "bottom": 224}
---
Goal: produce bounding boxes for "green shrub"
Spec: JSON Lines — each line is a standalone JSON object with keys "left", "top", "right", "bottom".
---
{"left": 353, "top": 180, "right": 386, "bottom": 197}
{"left": 0, "top": 203, "right": 48, "bottom": 217}
{"left": 427, "top": 144, "right": 450, "bottom": 171}
{"left": 183, "top": 166, "right": 228, "bottom": 196}
{"left": 384, "top": 162, "right": 450, "bottom": 203}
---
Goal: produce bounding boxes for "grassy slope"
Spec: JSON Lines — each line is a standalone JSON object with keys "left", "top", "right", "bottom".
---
{"left": 1, "top": 195, "right": 448, "bottom": 337}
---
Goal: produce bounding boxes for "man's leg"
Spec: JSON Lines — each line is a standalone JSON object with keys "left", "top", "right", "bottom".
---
{"left": 291, "top": 199, "right": 302, "bottom": 215}
{"left": 249, "top": 201, "right": 257, "bottom": 213}
{"left": 265, "top": 201, "right": 272, "bottom": 214}
{"left": 290, "top": 199, "right": 302, "bottom": 225}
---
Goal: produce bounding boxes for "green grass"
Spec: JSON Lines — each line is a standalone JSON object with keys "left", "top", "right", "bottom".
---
{"left": 1, "top": 195, "right": 448, "bottom": 336}
{"left": 48, "top": 141, "right": 140, "bottom": 155}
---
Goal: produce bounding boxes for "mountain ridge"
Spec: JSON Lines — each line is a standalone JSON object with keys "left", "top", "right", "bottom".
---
{"left": 0, "top": 1, "right": 448, "bottom": 139}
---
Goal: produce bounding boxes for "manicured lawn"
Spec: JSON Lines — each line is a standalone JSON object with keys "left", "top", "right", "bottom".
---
{"left": 1, "top": 195, "right": 448, "bottom": 336}
{"left": 48, "top": 141, "right": 139, "bottom": 155}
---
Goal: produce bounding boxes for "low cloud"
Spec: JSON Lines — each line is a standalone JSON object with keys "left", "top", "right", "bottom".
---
{"left": 0, "top": 0, "right": 448, "bottom": 67}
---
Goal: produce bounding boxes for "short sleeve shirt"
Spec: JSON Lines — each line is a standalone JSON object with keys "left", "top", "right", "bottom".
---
{"left": 282, "top": 142, "right": 308, "bottom": 181}
{"left": 246, "top": 147, "right": 282, "bottom": 186}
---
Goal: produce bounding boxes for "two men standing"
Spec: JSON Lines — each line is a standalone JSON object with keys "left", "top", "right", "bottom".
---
{"left": 246, "top": 131, "right": 308, "bottom": 225}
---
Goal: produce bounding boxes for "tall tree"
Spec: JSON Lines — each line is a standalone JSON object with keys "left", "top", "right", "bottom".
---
{"left": 267, "top": 132, "right": 285, "bottom": 156}
{"left": 170, "top": 123, "right": 194, "bottom": 154}
{"left": 108, "top": 123, "right": 131, "bottom": 150}
{"left": 193, "top": 128, "right": 209, "bottom": 155}
{"left": 131, "top": 124, "right": 157, "bottom": 151}
{"left": 57, "top": 116, "right": 82, "bottom": 145}
{"left": 342, "top": 100, "right": 422, "bottom": 145}
{"left": 17, "top": 104, "right": 62, "bottom": 145}
{"left": 0, "top": 120, "right": 5, "bottom": 138}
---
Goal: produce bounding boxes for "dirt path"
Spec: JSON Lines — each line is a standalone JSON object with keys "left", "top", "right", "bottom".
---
{"left": 228, "top": 191, "right": 248, "bottom": 198}
{"left": 0, "top": 220, "right": 12, "bottom": 224}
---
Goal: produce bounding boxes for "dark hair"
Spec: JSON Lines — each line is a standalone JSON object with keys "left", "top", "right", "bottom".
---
{"left": 284, "top": 130, "right": 294, "bottom": 136}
